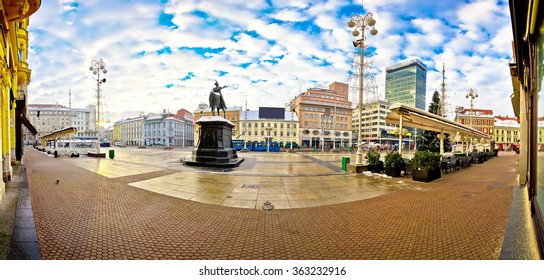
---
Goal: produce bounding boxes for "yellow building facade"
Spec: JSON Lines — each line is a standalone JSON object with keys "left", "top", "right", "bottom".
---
{"left": 493, "top": 116, "right": 519, "bottom": 151}
{"left": 0, "top": 1, "right": 41, "bottom": 203}
{"left": 239, "top": 108, "right": 299, "bottom": 146}
{"left": 112, "top": 121, "right": 122, "bottom": 144}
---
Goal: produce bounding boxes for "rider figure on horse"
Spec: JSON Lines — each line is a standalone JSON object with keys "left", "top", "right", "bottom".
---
{"left": 209, "top": 80, "right": 228, "bottom": 118}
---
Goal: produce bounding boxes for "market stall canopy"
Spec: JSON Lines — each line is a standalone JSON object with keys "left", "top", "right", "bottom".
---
{"left": 385, "top": 103, "right": 490, "bottom": 140}
{"left": 41, "top": 127, "right": 77, "bottom": 140}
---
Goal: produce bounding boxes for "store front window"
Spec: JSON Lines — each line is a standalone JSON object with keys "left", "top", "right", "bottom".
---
{"left": 536, "top": 22, "right": 544, "bottom": 216}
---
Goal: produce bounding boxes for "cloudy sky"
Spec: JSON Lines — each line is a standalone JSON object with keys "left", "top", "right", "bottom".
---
{"left": 27, "top": 0, "right": 513, "bottom": 125}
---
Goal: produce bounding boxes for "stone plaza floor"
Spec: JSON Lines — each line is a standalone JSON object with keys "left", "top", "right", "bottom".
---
{"left": 3, "top": 146, "right": 540, "bottom": 259}
{"left": 67, "top": 147, "right": 409, "bottom": 209}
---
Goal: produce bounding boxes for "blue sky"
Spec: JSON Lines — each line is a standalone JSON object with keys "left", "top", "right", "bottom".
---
{"left": 27, "top": 0, "right": 513, "bottom": 124}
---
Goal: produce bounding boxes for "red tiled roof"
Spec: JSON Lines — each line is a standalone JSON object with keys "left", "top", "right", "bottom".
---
{"left": 495, "top": 115, "right": 518, "bottom": 121}
{"left": 462, "top": 108, "right": 493, "bottom": 115}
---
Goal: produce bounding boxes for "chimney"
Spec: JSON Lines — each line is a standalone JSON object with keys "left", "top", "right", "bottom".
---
{"left": 163, "top": 109, "right": 166, "bottom": 114}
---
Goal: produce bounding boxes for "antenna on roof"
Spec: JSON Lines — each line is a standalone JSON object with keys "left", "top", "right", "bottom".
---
{"left": 441, "top": 63, "right": 446, "bottom": 117}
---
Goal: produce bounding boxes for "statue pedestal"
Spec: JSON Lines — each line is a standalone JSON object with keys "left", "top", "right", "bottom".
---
{"left": 183, "top": 116, "right": 244, "bottom": 168}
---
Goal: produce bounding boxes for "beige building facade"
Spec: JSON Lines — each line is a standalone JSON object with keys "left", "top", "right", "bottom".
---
{"left": 239, "top": 108, "right": 298, "bottom": 146}
{"left": 293, "top": 82, "right": 352, "bottom": 148}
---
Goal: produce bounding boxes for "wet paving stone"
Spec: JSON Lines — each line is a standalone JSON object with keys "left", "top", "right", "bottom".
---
{"left": 20, "top": 147, "right": 524, "bottom": 260}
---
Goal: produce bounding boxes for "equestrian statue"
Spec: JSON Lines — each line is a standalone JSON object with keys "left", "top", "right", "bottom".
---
{"left": 209, "top": 80, "right": 228, "bottom": 118}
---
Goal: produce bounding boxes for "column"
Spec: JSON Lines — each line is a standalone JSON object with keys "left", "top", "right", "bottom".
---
{"left": 398, "top": 115, "right": 403, "bottom": 155}
{"left": 519, "top": 86, "right": 528, "bottom": 185}
{"left": 438, "top": 132, "right": 445, "bottom": 155}
{"left": 464, "top": 136, "right": 469, "bottom": 156}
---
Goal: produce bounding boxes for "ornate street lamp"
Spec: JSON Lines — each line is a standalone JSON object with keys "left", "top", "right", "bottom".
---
{"left": 321, "top": 114, "right": 332, "bottom": 152}
{"left": 466, "top": 88, "right": 478, "bottom": 152}
{"left": 89, "top": 59, "right": 107, "bottom": 154}
{"left": 466, "top": 88, "right": 478, "bottom": 128}
{"left": 348, "top": 12, "right": 378, "bottom": 165}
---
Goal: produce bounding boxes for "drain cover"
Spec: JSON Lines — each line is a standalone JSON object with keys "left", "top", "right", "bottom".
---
{"left": 242, "top": 184, "right": 260, "bottom": 189}
{"left": 262, "top": 201, "right": 274, "bottom": 211}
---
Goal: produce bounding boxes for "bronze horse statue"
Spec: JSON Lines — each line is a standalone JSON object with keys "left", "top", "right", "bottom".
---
{"left": 209, "top": 80, "right": 227, "bottom": 118}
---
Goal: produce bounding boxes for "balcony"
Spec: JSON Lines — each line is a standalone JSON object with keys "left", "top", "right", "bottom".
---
{"left": 17, "top": 27, "right": 28, "bottom": 49}
{"left": 3, "top": 0, "right": 41, "bottom": 22}
{"left": 17, "top": 60, "right": 31, "bottom": 86}
{"left": 17, "top": 27, "right": 28, "bottom": 41}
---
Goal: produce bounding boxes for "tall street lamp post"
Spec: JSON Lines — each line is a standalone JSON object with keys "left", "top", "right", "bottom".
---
{"left": 321, "top": 114, "right": 331, "bottom": 152}
{"left": 348, "top": 12, "right": 377, "bottom": 166}
{"left": 466, "top": 88, "right": 478, "bottom": 152}
{"left": 89, "top": 59, "right": 107, "bottom": 155}
{"left": 266, "top": 127, "right": 272, "bottom": 152}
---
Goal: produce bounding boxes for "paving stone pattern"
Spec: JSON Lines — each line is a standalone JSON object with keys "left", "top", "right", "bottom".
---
{"left": 25, "top": 149, "right": 517, "bottom": 259}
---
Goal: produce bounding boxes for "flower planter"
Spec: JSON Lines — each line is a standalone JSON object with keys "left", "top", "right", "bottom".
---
{"left": 385, "top": 166, "right": 402, "bottom": 177}
{"left": 404, "top": 162, "right": 413, "bottom": 175}
{"left": 412, "top": 168, "right": 441, "bottom": 182}
{"left": 368, "top": 164, "right": 380, "bottom": 173}
{"left": 367, "top": 161, "right": 384, "bottom": 173}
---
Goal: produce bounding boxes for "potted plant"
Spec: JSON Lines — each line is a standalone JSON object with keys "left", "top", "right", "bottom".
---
{"left": 478, "top": 151, "right": 487, "bottom": 163}
{"left": 411, "top": 150, "right": 441, "bottom": 182}
{"left": 365, "top": 150, "right": 383, "bottom": 173}
{"left": 493, "top": 148, "right": 499, "bottom": 157}
{"left": 404, "top": 158, "right": 413, "bottom": 176}
{"left": 384, "top": 151, "right": 405, "bottom": 177}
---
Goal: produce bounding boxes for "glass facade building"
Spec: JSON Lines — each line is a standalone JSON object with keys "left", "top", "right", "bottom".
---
{"left": 385, "top": 59, "right": 427, "bottom": 110}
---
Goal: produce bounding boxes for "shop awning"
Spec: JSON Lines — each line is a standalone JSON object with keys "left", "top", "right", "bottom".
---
{"left": 40, "top": 127, "right": 77, "bottom": 140}
{"left": 386, "top": 103, "right": 490, "bottom": 140}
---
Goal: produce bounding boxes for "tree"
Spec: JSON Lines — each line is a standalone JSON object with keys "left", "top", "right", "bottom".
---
{"left": 416, "top": 90, "right": 452, "bottom": 153}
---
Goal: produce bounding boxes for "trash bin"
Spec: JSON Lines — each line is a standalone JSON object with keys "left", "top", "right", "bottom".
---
{"left": 109, "top": 149, "right": 115, "bottom": 159}
{"left": 342, "top": 156, "right": 350, "bottom": 171}
{"left": 350, "top": 147, "right": 353, "bottom": 153}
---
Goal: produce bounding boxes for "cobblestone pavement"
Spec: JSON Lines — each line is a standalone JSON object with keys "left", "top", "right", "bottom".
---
{"left": 24, "top": 148, "right": 518, "bottom": 259}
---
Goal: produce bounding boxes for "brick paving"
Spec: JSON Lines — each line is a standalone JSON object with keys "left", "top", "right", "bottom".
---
{"left": 24, "top": 148, "right": 517, "bottom": 259}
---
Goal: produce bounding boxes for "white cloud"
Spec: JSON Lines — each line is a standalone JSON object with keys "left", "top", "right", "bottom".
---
{"left": 271, "top": 8, "right": 310, "bottom": 22}
{"left": 25, "top": 0, "right": 516, "bottom": 125}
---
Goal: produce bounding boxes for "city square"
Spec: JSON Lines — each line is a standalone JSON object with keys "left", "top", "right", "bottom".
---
{"left": 1, "top": 146, "right": 535, "bottom": 260}
{"left": 0, "top": 2, "right": 544, "bottom": 278}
